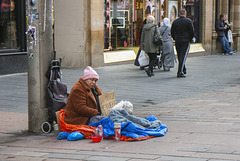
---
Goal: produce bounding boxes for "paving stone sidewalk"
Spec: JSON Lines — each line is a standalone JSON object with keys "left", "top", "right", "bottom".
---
{"left": 0, "top": 53, "right": 240, "bottom": 161}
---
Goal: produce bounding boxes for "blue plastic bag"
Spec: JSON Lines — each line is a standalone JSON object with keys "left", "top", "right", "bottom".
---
{"left": 57, "top": 132, "right": 70, "bottom": 140}
{"left": 67, "top": 131, "right": 84, "bottom": 141}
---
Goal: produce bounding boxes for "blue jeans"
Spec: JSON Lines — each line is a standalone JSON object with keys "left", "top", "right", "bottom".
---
{"left": 218, "top": 36, "right": 233, "bottom": 53}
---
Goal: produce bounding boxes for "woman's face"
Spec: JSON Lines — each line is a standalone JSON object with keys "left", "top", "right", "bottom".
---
{"left": 85, "top": 78, "right": 98, "bottom": 88}
{"left": 224, "top": 15, "right": 228, "bottom": 21}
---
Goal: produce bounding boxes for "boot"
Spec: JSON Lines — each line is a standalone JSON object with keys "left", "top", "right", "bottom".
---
{"left": 145, "top": 68, "right": 151, "bottom": 77}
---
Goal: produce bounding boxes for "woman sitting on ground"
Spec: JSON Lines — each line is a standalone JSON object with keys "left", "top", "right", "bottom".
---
{"left": 64, "top": 66, "right": 102, "bottom": 125}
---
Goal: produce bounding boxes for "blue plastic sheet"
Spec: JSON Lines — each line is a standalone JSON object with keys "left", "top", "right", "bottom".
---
{"left": 89, "top": 115, "right": 168, "bottom": 139}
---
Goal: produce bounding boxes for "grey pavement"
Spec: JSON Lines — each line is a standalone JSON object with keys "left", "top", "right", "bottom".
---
{"left": 1, "top": 53, "right": 240, "bottom": 161}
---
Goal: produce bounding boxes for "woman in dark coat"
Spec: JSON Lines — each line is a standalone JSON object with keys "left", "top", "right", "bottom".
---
{"left": 141, "top": 15, "right": 162, "bottom": 77}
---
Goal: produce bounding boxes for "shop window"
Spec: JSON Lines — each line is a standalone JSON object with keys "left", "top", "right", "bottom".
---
{"left": 104, "top": 0, "right": 141, "bottom": 51}
{"left": 0, "top": 0, "right": 17, "bottom": 49}
{"left": 185, "top": 0, "right": 199, "bottom": 43}
{"left": 168, "top": 0, "right": 179, "bottom": 25}
{"left": 104, "top": 0, "right": 165, "bottom": 50}
{"left": 104, "top": 0, "right": 134, "bottom": 50}
{"left": 104, "top": 0, "right": 202, "bottom": 50}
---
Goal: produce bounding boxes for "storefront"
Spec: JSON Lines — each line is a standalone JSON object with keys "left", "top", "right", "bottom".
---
{"left": 0, "top": 0, "right": 27, "bottom": 75}
{"left": 103, "top": 0, "right": 200, "bottom": 52}
{"left": 53, "top": 0, "right": 240, "bottom": 68}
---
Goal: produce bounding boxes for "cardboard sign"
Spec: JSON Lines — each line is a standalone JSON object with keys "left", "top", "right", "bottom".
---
{"left": 99, "top": 91, "right": 116, "bottom": 116}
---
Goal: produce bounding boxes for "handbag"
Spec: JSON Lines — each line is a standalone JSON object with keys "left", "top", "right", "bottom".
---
{"left": 152, "top": 25, "right": 162, "bottom": 45}
{"left": 138, "top": 50, "right": 149, "bottom": 67}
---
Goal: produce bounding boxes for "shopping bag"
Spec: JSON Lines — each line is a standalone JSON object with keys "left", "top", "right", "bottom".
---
{"left": 67, "top": 131, "right": 85, "bottom": 141}
{"left": 138, "top": 50, "right": 149, "bottom": 67}
{"left": 228, "top": 30, "right": 233, "bottom": 43}
{"left": 57, "top": 132, "right": 70, "bottom": 140}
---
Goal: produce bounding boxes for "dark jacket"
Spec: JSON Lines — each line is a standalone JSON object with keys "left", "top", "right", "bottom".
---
{"left": 215, "top": 19, "right": 226, "bottom": 37}
{"left": 64, "top": 77, "right": 103, "bottom": 125}
{"left": 171, "top": 16, "right": 194, "bottom": 42}
{"left": 141, "top": 23, "right": 162, "bottom": 54}
{"left": 224, "top": 21, "right": 231, "bottom": 39}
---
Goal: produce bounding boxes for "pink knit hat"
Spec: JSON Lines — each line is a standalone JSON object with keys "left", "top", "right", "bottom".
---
{"left": 82, "top": 66, "right": 99, "bottom": 80}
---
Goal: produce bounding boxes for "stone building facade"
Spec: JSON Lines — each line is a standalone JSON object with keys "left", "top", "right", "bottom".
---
{"left": 212, "top": 0, "right": 240, "bottom": 54}
{"left": 1, "top": 0, "right": 240, "bottom": 74}
{"left": 54, "top": 0, "right": 104, "bottom": 68}
{"left": 53, "top": 0, "right": 240, "bottom": 68}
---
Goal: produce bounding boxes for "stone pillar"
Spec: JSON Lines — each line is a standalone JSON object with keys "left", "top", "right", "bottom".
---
{"left": 232, "top": 0, "right": 240, "bottom": 51}
{"left": 202, "top": 0, "right": 213, "bottom": 54}
{"left": 54, "top": 0, "right": 87, "bottom": 68}
{"left": 90, "top": 0, "right": 104, "bottom": 67}
{"left": 221, "top": 0, "right": 228, "bottom": 15}
{"left": 229, "top": 0, "right": 234, "bottom": 22}
{"left": 54, "top": 0, "right": 104, "bottom": 68}
{"left": 212, "top": 0, "right": 228, "bottom": 54}
{"left": 27, "top": 0, "right": 53, "bottom": 133}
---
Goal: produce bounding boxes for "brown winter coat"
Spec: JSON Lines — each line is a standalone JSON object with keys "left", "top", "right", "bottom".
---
{"left": 63, "top": 77, "right": 103, "bottom": 125}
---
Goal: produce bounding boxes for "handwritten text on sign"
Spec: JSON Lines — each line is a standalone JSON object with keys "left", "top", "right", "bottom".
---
{"left": 99, "top": 91, "right": 116, "bottom": 116}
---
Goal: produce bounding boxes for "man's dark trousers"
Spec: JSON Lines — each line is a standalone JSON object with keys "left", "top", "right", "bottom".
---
{"left": 175, "top": 41, "right": 190, "bottom": 75}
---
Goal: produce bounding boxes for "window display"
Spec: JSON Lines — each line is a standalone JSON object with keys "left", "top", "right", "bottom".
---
{"left": 104, "top": 0, "right": 135, "bottom": 50}
{"left": 103, "top": 0, "right": 200, "bottom": 51}
{"left": 0, "top": 0, "right": 17, "bottom": 49}
{"left": 168, "top": 1, "right": 178, "bottom": 25}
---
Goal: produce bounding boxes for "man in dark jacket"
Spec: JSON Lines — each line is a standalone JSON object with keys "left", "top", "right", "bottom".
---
{"left": 171, "top": 9, "right": 194, "bottom": 78}
{"left": 215, "top": 14, "right": 235, "bottom": 55}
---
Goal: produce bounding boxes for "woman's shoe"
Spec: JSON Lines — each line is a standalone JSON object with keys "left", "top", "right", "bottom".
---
{"left": 183, "top": 70, "right": 186, "bottom": 74}
{"left": 145, "top": 68, "right": 151, "bottom": 77}
{"left": 177, "top": 73, "right": 186, "bottom": 78}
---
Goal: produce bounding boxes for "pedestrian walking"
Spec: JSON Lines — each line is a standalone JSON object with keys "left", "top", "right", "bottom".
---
{"left": 159, "top": 18, "right": 175, "bottom": 71}
{"left": 141, "top": 15, "right": 162, "bottom": 77}
{"left": 215, "top": 14, "right": 236, "bottom": 55}
{"left": 134, "top": 9, "right": 151, "bottom": 70}
{"left": 171, "top": 9, "right": 194, "bottom": 78}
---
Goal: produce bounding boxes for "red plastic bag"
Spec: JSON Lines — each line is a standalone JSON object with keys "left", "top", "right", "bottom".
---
{"left": 59, "top": 110, "right": 96, "bottom": 139}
